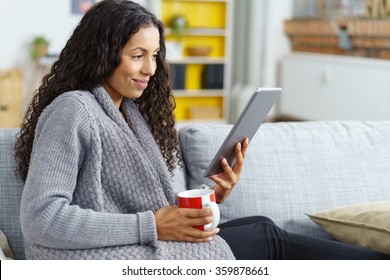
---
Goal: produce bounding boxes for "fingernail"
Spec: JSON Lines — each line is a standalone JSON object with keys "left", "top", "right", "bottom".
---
{"left": 207, "top": 237, "right": 213, "bottom": 242}
{"left": 222, "top": 158, "right": 227, "bottom": 165}
{"left": 237, "top": 143, "right": 241, "bottom": 150}
{"left": 215, "top": 228, "right": 220, "bottom": 234}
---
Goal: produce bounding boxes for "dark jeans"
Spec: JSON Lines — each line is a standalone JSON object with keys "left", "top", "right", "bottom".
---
{"left": 218, "top": 216, "right": 390, "bottom": 260}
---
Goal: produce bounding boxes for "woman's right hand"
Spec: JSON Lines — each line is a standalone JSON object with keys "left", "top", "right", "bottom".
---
{"left": 154, "top": 205, "right": 220, "bottom": 242}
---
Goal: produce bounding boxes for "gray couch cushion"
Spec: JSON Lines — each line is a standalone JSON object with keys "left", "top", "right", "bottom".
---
{"left": 0, "top": 128, "right": 25, "bottom": 259}
{"left": 179, "top": 121, "right": 390, "bottom": 239}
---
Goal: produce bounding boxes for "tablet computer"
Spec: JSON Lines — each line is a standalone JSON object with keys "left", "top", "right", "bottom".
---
{"left": 203, "top": 87, "right": 282, "bottom": 177}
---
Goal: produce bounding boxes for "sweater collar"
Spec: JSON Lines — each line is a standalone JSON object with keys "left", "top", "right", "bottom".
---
{"left": 90, "top": 86, "right": 176, "bottom": 205}
{"left": 91, "top": 86, "right": 132, "bottom": 134}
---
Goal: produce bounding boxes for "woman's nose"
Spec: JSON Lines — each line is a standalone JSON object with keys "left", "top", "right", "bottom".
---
{"left": 141, "top": 57, "right": 156, "bottom": 76}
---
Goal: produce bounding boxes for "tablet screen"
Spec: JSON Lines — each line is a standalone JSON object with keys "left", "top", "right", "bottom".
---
{"left": 203, "top": 88, "right": 282, "bottom": 177}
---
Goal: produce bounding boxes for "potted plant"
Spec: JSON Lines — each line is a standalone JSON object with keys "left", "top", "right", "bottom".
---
{"left": 30, "top": 36, "right": 49, "bottom": 61}
{"left": 166, "top": 15, "right": 188, "bottom": 60}
{"left": 169, "top": 15, "right": 188, "bottom": 37}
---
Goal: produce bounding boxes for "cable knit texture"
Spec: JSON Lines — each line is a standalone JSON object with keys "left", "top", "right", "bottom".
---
{"left": 20, "top": 86, "right": 234, "bottom": 260}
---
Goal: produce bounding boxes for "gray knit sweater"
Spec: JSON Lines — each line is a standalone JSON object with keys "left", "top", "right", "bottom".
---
{"left": 20, "top": 86, "right": 235, "bottom": 260}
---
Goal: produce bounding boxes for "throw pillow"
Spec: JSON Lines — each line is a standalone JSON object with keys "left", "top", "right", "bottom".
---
{"left": 307, "top": 201, "right": 390, "bottom": 255}
{"left": 0, "top": 229, "right": 14, "bottom": 260}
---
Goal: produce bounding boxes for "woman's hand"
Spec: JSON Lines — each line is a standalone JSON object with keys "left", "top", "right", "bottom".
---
{"left": 209, "top": 138, "right": 249, "bottom": 203}
{"left": 154, "top": 205, "right": 220, "bottom": 242}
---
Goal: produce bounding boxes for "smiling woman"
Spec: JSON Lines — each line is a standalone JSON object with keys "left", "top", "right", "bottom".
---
{"left": 103, "top": 26, "right": 160, "bottom": 107}
{"left": 14, "top": 0, "right": 239, "bottom": 261}
{"left": 14, "top": 0, "right": 197, "bottom": 260}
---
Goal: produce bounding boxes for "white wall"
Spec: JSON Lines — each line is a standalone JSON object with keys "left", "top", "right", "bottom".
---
{"left": 263, "top": 0, "right": 293, "bottom": 87}
{"left": 0, "top": 0, "right": 293, "bottom": 116}
{"left": 0, "top": 0, "right": 83, "bottom": 68}
{"left": 0, "top": 0, "right": 149, "bottom": 107}
{"left": 0, "top": 0, "right": 86, "bottom": 108}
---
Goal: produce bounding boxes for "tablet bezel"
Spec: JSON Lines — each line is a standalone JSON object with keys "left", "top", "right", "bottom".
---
{"left": 203, "top": 87, "right": 282, "bottom": 177}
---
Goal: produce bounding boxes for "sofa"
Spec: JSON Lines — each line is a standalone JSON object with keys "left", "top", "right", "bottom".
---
{"left": 1, "top": 121, "right": 390, "bottom": 259}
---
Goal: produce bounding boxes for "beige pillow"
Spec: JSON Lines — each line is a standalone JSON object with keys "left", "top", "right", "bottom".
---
{"left": 307, "top": 201, "right": 390, "bottom": 255}
{"left": 0, "top": 229, "right": 14, "bottom": 260}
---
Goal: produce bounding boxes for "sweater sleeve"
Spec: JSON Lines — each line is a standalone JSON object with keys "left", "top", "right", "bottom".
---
{"left": 20, "top": 93, "right": 157, "bottom": 250}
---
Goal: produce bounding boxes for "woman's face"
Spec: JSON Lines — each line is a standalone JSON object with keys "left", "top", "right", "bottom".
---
{"left": 103, "top": 25, "right": 160, "bottom": 108}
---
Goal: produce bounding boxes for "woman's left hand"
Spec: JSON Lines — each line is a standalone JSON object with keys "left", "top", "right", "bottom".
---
{"left": 209, "top": 138, "right": 249, "bottom": 203}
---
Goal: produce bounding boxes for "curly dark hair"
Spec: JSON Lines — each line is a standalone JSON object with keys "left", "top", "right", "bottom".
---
{"left": 14, "top": 0, "right": 179, "bottom": 182}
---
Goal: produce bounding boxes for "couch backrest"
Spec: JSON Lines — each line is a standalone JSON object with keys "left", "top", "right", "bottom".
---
{"left": 3, "top": 121, "right": 390, "bottom": 258}
{"left": 179, "top": 121, "right": 390, "bottom": 238}
{"left": 0, "top": 128, "right": 25, "bottom": 259}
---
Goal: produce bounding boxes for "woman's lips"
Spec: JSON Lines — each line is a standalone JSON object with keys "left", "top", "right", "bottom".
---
{"left": 133, "top": 79, "right": 148, "bottom": 90}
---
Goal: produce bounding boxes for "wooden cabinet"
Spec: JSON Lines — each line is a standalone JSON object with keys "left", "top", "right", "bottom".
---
{"left": 279, "top": 53, "right": 390, "bottom": 121}
{"left": 0, "top": 69, "right": 23, "bottom": 128}
{"left": 155, "top": 0, "right": 231, "bottom": 122}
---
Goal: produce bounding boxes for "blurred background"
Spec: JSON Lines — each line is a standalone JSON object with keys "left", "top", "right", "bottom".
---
{"left": 1, "top": 0, "right": 390, "bottom": 128}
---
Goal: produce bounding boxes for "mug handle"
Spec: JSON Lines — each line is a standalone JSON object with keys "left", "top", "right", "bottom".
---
{"left": 204, "top": 201, "right": 220, "bottom": 231}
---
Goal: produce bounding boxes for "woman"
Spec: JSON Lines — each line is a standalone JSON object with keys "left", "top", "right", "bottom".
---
{"left": 15, "top": 0, "right": 389, "bottom": 260}
{"left": 15, "top": 0, "right": 238, "bottom": 260}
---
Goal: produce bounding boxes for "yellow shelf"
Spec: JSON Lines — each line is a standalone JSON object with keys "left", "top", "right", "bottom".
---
{"left": 161, "top": 1, "right": 226, "bottom": 29}
{"left": 168, "top": 56, "right": 225, "bottom": 64}
{"left": 165, "top": 27, "right": 227, "bottom": 36}
{"left": 161, "top": 0, "right": 228, "bottom": 121}
{"left": 173, "top": 89, "right": 224, "bottom": 97}
{"left": 174, "top": 96, "right": 223, "bottom": 120}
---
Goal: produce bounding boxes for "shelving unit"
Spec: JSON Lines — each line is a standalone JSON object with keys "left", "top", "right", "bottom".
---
{"left": 154, "top": 0, "right": 231, "bottom": 122}
{"left": 0, "top": 69, "right": 23, "bottom": 128}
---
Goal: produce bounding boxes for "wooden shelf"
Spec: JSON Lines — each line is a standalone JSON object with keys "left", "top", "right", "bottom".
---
{"left": 165, "top": 27, "right": 227, "bottom": 36}
{"left": 168, "top": 56, "right": 225, "bottom": 64}
{"left": 176, "top": 118, "right": 227, "bottom": 128}
{"left": 164, "top": 0, "right": 227, "bottom": 3}
{"left": 0, "top": 69, "right": 23, "bottom": 128}
{"left": 38, "top": 55, "right": 58, "bottom": 66}
{"left": 173, "top": 89, "right": 224, "bottom": 97}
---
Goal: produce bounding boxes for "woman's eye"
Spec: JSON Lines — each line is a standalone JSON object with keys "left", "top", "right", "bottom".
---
{"left": 132, "top": 55, "right": 143, "bottom": 60}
